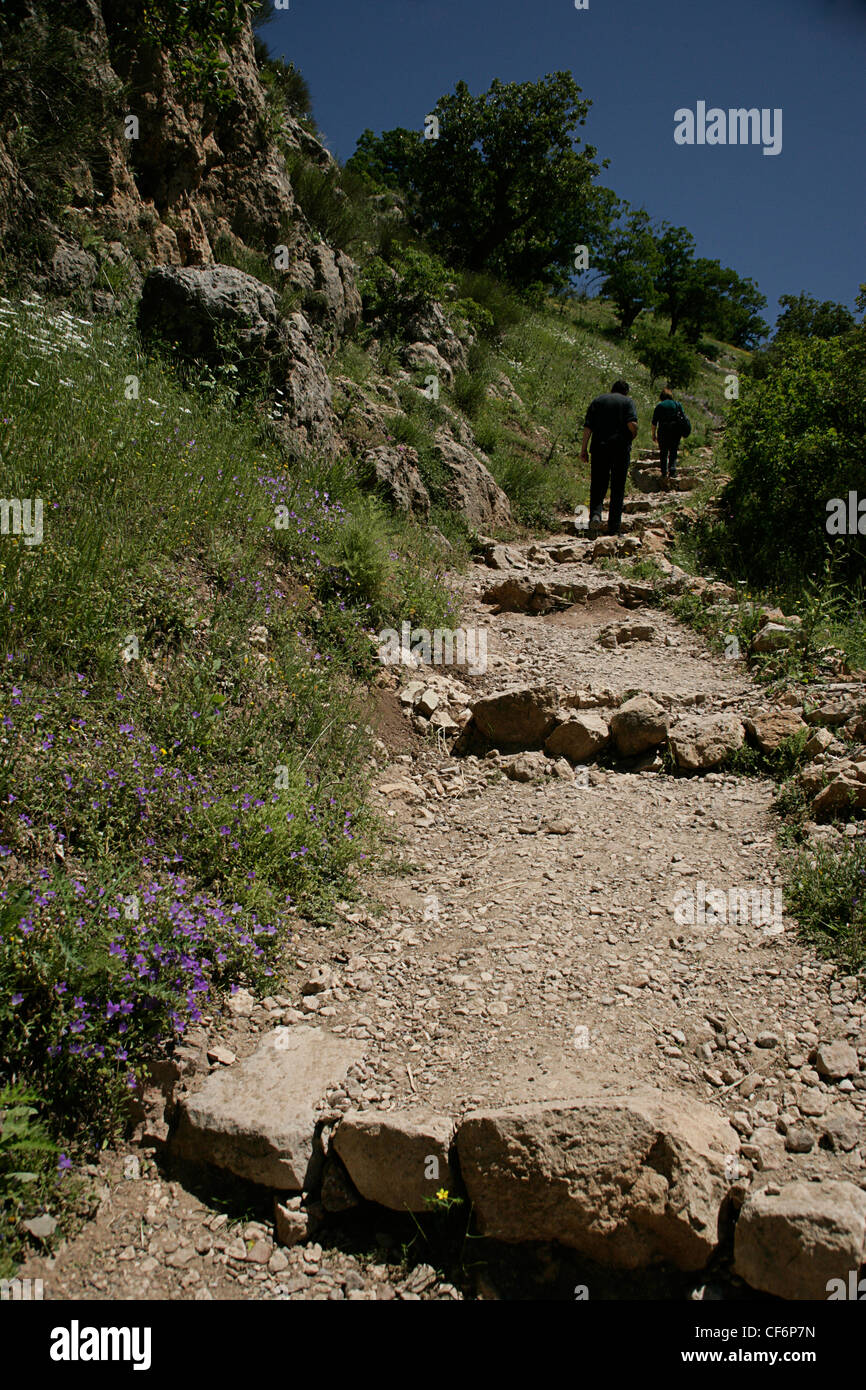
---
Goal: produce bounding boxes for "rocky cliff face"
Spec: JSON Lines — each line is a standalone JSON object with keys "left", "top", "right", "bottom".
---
{"left": 0, "top": 0, "right": 512, "bottom": 527}
{"left": 0, "top": 1, "right": 356, "bottom": 319}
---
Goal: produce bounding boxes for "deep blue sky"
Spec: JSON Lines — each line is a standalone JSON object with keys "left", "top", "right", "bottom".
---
{"left": 258, "top": 0, "right": 864, "bottom": 329}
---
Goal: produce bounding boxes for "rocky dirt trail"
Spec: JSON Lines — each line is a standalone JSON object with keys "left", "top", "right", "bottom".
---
{"left": 21, "top": 460, "right": 866, "bottom": 1301}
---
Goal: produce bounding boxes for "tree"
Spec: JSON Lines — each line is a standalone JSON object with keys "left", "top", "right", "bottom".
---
{"left": 678, "top": 259, "right": 767, "bottom": 348}
{"left": 631, "top": 318, "right": 698, "bottom": 388}
{"left": 347, "top": 73, "right": 604, "bottom": 293}
{"left": 596, "top": 205, "right": 659, "bottom": 330}
{"left": 653, "top": 224, "right": 696, "bottom": 336}
{"left": 774, "top": 292, "right": 856, "bottom": 343}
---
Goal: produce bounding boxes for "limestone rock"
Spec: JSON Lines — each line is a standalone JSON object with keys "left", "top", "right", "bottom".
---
{"left": 457, "top": 1090, "right": 737, "bottom": 1271}
{"left": 545, "top": 713, "right": 610, "bottom": 763}
{"left": 365, "top": 446, "right": 430, "bottom": 517}
{"left": 504, "top": 751, "right": 549, "bottom": 782}
{"left": 609, "top": 696, "right": 669, "bottom": 757}
{"left": 470, "top": 685, "right": 559, "bottom": 749}
{"left": 812, "top": 778, "right": 866, "bottom": 820}
{"left": 751, "top": 623, "right": 797, "bottom": 654}
{"left": 171, "top": 1027, "right": 363, "bottom": 1188}
{"left": 669, "top": 713, "right": 744, "bottom": 771}
{"left": 432, "top": 429, "right": 512, "bottom": 531}
{"left": 815, "top": 1039, "right": 860, "bottom": 1081}
{"left": 333, "top": 1110, "right": 456, "bottom": 1212}
{"left": 745, "top": 711, "right": 807, "bottom": 752}
{"left": 734, "top": 1181, "right": 866, "bottom": 1300}
{"left": 138, "top": 266, "right": 338, "bottom": 452}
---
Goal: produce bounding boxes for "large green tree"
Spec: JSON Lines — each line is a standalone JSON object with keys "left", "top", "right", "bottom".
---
{"left": 596, "top": 205, "right": 660, "bottom": 330}
{"left": 653, "top": 224, "right": 696, "bottom": 336}
{"left": 774, "top": 292, "right": 856, "bottom": 343}
{"left": 678, "top": 259, "right": 767, "bottom": 348}
{"left": 348, "top": 73, "right": 604, "bottom": 292}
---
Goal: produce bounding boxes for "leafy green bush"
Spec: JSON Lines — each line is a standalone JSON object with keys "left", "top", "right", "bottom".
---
{"left": 706, "top": 328, "right": 866, "bottom": 590}
{"left": 359, "top": 247, "right": 452, "bottom": 342}
{"left": 454, "top": 272, "right": 523, "bottom": 340}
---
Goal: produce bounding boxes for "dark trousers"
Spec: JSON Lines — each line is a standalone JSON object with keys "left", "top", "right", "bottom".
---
{"left": 589, "top": 446, "right": 630, "bottom": 535}
{"left": 658, "top": 430, "right": 679, "bottom": 477}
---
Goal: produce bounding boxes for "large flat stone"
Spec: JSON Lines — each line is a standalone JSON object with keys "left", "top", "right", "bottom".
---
{"left": 171, "top": 1027, "right": 363, "bottom": 1189}
{"left": 333, "top": 1110, "right": 456, "bottom": 1211}
{"left": 457, "top": 1089, "right": 737, "bottom": 1271}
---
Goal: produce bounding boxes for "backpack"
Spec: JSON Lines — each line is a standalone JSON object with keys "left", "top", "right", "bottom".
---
{"left": 675, "top": 403, "right": 692, "bottom": 438}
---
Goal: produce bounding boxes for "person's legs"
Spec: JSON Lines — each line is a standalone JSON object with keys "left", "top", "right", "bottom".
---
{"left": 589, "top": 447, "right": 611, "bottom": 523}
{"left": 607, "top": 451, "right": 630, "bottom": 535}
{"left": 668, "top": 436, "right": 679, "bottom": 479}
{"left": 658, "top": 438, "right": 670, "bottom": 477}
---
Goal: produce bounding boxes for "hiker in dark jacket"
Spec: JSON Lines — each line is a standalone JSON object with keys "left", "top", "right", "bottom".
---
{"left": 580, "top": 379, "right": 638, "bottom": 536}
{"left": 652, "top": 388, "right": 682, "bottom": 483}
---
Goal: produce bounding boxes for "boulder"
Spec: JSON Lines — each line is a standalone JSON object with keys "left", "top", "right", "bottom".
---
{"left": 290, "top": 243, "right": 361, "bottom": 342}
{"left": 171, "top": 1027, "right": 363, "bottom": 1188}
{"left": 49, "top": 242, "right": 98, "bottom": 293}
{"left": 402, "top": 341, "right": 454, "bottom": 387}
{"left": 139, "top": 264, "right": 287, "bottom": 366}
{"left": 545, "top": 713, "right": 610, "bottom": 763}
{"left": 745, "top": 711, "right": 807, "bottom": 752}
{"left": 812, "top": 778, "right": 866, "bottom": 820}
{"left": 804, "top": 727, "right": 835, "bottom": 759}
{"left": 364, "top": 446, "right": 430, "bottom": 517}
{"left": 751, "top": 623, "right": 798, "bottom": 654}
{"left": 504, "top": 751, "right": 549, "bottom": 782}
{"left": 457, "top": 1090, "right": 738, "bottom": 1271}
{"left": 598, "top": 623, "right": 655, "bottom": 648}
{"left": 669, "top": 714, "right": 745, "bottom": 771}
{"left": 333, "top": 1110, "right": 456, "bottom": 1211}
{"left": 432, "top": 429, "right": 512, "bottom": 531}
{"left": 734, "top": 1181, "right": 866, "bottom": 1300}
{"left": 470, "top": 685, "right": 559, "bottom": 749}
{"left": 609, "top": 696, "right": 669, "bottom": 757}
{"left": 138, "top": 265, "right": 338, "bottom": 452}
{"left": 405, "top": 300, "right": 468, "bottom": 369}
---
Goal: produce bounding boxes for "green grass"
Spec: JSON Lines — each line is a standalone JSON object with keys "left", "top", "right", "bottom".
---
{"left": 785, "top": 841, "right": 866, "bottom": 972}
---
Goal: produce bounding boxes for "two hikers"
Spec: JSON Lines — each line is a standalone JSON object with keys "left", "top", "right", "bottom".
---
{"left": 580, "top": 378, "right": 638, "bottom": 536}
{"left": 651, "top": 387, "right": 685, "bottom": 485}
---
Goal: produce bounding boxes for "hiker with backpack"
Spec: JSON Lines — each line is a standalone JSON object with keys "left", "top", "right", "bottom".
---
{"left": 579, "top": 378, "right": 638, "bottom": 536}
{"left": 651, "top": 388, "right": 690, "bottom": 486}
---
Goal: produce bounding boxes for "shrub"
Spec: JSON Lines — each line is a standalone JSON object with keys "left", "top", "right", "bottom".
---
{"left": 714, "top": 329, "right": 866, "bottom": 590}
{"left": 359, "top": 247, "right": 451, "bottom": 342}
